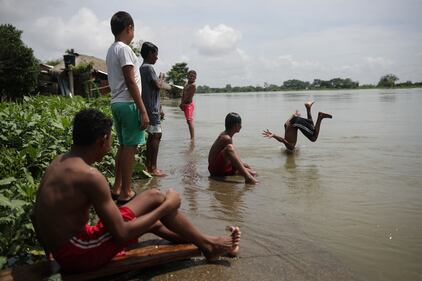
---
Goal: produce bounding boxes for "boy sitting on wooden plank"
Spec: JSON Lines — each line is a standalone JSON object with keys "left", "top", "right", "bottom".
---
{"left": 31, "top": 109, "right": 240, "bottom": 273}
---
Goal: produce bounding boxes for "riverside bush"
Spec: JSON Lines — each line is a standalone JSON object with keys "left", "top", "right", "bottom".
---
{"left": 0, "top": 95, "right": 148, "bottom": 269}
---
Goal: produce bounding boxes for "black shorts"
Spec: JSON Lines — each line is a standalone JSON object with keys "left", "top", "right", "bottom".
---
{"left": 291, "top": 116, "right": 315, "bottom": 140}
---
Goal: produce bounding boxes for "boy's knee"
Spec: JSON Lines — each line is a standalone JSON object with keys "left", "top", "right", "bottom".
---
{"left": 146, "top": 188, "right": 165, "bottom": 203}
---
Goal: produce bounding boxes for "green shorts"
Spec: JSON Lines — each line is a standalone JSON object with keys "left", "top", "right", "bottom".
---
{"left": 111, "top": 102, "right": 146, "bottom": 146}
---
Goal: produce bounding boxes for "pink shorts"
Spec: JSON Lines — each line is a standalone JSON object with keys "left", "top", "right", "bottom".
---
{"left": 183, "top": 103, "right": 194, "bottom": 121}
{"left": 52, "top": 206, "right": 136, "bottom": 273}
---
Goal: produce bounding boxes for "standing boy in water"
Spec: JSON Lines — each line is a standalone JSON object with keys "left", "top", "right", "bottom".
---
{"left": 208, "top": 112, "right": 258, "bottom": 184}
{"left": 179, "top": 70, "right": 197, "bottom": 140}
{"left": 31, "top": 109, "right": 241, "bottom": 273}
{"left": 262, "top": 101, "right": 332, "bottom": 150}
{"left": 106, "top": 11, "right": 149, "bottom": 205}
{"left": 139, "top": 42, "right": 166, "bottom": 176}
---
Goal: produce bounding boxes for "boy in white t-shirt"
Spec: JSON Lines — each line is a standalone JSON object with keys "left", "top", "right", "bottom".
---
{"left": 106, "top": 11, "right": 149, "bottom": 205}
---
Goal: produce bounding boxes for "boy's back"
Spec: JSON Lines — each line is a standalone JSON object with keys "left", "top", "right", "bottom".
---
{"left": 208, "top": 131, "right": 232, "bottom": 163}
{"left": 34, "top": 154, "right": 101, "bottom": 251}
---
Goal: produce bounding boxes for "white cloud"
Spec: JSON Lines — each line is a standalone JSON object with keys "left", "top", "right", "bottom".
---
{"left": 194, "top": 24, "right": 242, "bottom": 56}
{"left": 364, "top": 56, "right": 393, "bottom": 68}
{"left": 277, "top": 55, "right": 321, "bottom": 68}
{"left": 23, "top": 8, "right": 110, "bottom": 60}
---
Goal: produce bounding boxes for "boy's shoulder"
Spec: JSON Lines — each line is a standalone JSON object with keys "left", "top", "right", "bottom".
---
{"left": 185, "top": 83, "right": 196, "bottom": 92}
{"left": 108, "top": 41, "right": 135, "bottom": 56}
{"left": 140, "top": 63, "right": 154, "bottom": 71}
{"left": 217, "top": 132, "right": 232, "bottom": 143}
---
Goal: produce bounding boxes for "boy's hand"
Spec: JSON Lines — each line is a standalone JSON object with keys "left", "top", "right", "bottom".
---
{"left": 140, "top": 112, "right": 149, "bottom": 130}
{"left": 262, "top": 129, "right": 274, "bottom": 138}
{"left": 160, "top": 110, "right": 165, "bottom": 120}
{"left": 165, "top": 189, "right": 181, "bottom": 210}
{"left": 179, "top": 103, "right": 184, "bottom": 111}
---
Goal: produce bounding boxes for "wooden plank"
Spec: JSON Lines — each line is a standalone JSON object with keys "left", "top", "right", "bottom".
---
{"left": 0, "top": 244, "right": 201, "bottom": 281}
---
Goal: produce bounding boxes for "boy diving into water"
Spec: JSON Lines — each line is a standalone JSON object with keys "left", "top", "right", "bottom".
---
{"left": 262, "top": 101, "right": 332, "bottom": 150}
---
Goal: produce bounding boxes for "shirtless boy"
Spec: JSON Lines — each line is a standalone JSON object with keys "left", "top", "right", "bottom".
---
{"left": 179, "top": 70, "right": 197, "bottom": 140}
{"left": 31, "top": 109, "right": 240, "bottom": 273}
{"left": 262, "top": 101, "right": 332, "bottom": 150}
{"left": 208, "top": 112, "right": 257, "bottom": 184}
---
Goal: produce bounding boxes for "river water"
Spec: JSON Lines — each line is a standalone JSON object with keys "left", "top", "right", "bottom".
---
{"left": 132, "top": 88, "right": 422, "bottom": 281}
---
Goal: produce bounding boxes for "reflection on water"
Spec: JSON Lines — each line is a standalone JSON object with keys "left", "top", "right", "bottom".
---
{"left": 181, "top": 142, "right": 200, "bottom": 214}
{"left": 207, "top": 177, "right": 252, "bottom": 222}
{"left": 150, "top": 89, "right": 422, "bottom": 281}
{"left": 378, "top": 91, "right": 397, "bottom": 103}
{"left": 284, "top": 150, "right": 297, "bottom": 169}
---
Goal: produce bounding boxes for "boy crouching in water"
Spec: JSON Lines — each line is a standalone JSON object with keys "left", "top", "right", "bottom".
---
{"left": 31, "top": 109, "right": 240, "bottom": 273}
{"left": 208, "top": 112, "right": 258, "bottom": 184}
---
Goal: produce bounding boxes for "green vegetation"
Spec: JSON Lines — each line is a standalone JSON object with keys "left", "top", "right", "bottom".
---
{"left": 196, "top": 75, "right": 422, "bottom": 93}
{"left": 129, "top": 40, "right": 144, "bottom": 57}
{"left": 0, "top": 95, "right": 148, "bottom": 269}
{"left": 377, "top": 74, "right": 399, "bottom": 88}
{"left": 166, "top": 62, "right": 189, "bottom": 87}
{"left": 165, "top": 62, "right": 189, "bottom": 98}
{"left": 0, "top": 24, "right": 40, "bottom": 101}
{"left": 44, "top": 58, "right": 61, "bottom": 66}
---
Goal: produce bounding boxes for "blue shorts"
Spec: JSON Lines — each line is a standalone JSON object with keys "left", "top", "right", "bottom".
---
{"left": 111, "top": 102, "right": 146, "bottom": 146}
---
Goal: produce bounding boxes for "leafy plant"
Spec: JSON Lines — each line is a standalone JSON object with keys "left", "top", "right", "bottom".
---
{"left": 0, "top": 95, "right": 149, "bottom": 269}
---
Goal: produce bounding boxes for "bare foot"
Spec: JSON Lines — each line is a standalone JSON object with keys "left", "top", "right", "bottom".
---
{"left": 150, "top": 169, "right": 167, "bottom": 177}
{"left": 226, "top": 226, "right": 241, "bottom": 257}
{"left": 202, "top": 226, "right": 241, "bottom": 260}
{"left": 318, "top": 112, "right": 333, "bottom": 119}
{"left": 305, "top": 101, "right": 315, "bottom": 109}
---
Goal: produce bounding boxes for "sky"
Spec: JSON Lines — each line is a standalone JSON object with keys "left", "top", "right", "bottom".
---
{"left": 1, "top": 0, "right": 421, "bottom": 87}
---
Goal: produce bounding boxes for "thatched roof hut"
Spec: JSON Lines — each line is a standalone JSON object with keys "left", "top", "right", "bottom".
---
{"left": 53, "top": 53, "right": 107, "bottom": 74}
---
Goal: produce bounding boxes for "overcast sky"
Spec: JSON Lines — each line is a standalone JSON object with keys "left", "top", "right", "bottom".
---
{"left": 1, "top": 0, "right": 421, "bottom": 87}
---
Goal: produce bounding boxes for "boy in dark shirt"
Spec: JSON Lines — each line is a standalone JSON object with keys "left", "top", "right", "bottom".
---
{"left": 139, "top": 42, "right": 166, "bottom": 176}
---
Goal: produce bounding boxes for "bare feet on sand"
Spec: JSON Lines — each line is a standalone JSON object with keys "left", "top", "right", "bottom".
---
{"left": 318, "top": 112, "right": 333, "bottom": 119}
{"left": 305, "top": 101, "right": 315, "bottom": 109}
{"left": 149, "top": 169, "right": 167, "bottom": 177}
{"left": 202, "top": 226, "right": 241, "bottom": 260}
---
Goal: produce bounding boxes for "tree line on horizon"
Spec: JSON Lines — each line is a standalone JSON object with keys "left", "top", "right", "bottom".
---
{"left": 195, "top": 75, "right": 422, "bottom": 93}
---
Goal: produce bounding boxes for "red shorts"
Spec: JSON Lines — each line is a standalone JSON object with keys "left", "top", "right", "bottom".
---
{"left": 208, "top": 151, "right": 235, "bottom": 176}
{"left": 52, "top": 206, "right": 136, "bottom": 273}
{"left": 183, "top": 103, "right": 194, "bottom": 121}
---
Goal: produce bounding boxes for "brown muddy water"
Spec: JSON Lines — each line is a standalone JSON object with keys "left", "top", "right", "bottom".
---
{"left": 127, "top": 89, "right": 422, "bottom": 281}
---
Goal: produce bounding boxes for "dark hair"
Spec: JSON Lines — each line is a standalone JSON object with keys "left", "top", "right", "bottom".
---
{"left": 225, "top": 112, "right": 241, "bottom": 131}
{"left": 72, "top": 109, "right": 113, "bottom": 146}
{"left": 140, "top": 41, "right": 158, "bottom": 59}
{"left": 110, "top": 11, "right": 134, "bottom": 36}
{"left": 188, "top": 70, "right": 197, "bottom": 75}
